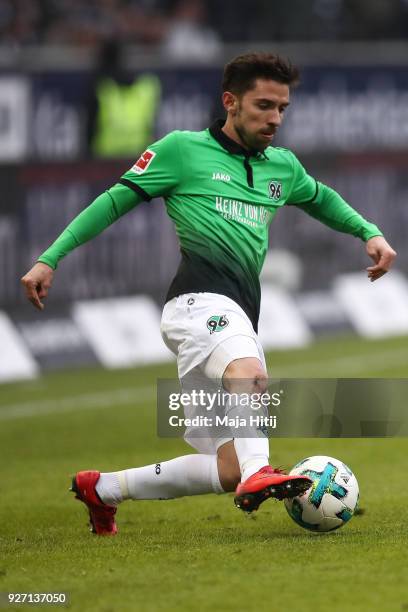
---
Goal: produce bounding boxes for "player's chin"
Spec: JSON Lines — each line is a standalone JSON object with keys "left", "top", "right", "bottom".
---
{"left": 257, "top": 133, "right": 275, "bottom": 148}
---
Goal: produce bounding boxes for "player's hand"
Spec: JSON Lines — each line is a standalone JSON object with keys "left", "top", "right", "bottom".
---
{"left": 20, "top": 262, "right": 54, "bottom": 310}
{"left": 365, "top": 236, "right": 397, "bottom": 282}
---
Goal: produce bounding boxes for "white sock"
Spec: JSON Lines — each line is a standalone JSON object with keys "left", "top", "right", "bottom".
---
{"left": 95, "top": 454, "right": 224, "bottom": 505}
{"left": 233, "top": 437, "right": 269, "bottom": 481}
{"left": 226, "top": 393, "right": 269, "bottom": 481}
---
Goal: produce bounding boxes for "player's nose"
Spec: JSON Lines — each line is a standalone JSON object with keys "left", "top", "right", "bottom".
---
{"left": 267, "top": 109, "right": 282, "bottom": 127}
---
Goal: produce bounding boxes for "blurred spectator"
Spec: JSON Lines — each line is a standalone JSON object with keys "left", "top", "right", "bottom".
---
{"left": 161, "top": 0, "right": 221, "bottom": 60}
{"left": 120, "top": 0, "right": 169, "bottom": 45}
{"left": 238, "top": 0, "right": 346, "bottom": 42}
{"left": 86, "top": 39, "right": 161, "bottom": 157}
{"left": 206, "top": 0, "right": 405, "bottom": 43}
{"left": 343, "top": 0, "right": 406, "bottom": 39}
{"left": 1, "top": 0, "right": 408, "bottom": 49}
{"left": 0, "top": 0, "right": 42, "bottom": 46}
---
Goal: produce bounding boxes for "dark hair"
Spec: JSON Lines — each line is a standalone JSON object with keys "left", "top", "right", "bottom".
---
{"left": 222, "top": 52, "right": 300, "bottom": 95}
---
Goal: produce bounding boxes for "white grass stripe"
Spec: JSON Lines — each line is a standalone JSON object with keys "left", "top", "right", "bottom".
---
{"left": 1, "top": 346, "right": 408, "bottom": 421}
{"left": 270, "top": 347, "right": 408, "bottom": 377}
{"left": 0, "top": 386, "right": 155, "bottom": 421}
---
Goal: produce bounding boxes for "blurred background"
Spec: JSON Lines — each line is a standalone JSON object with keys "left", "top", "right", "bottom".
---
{"left": 1, "top": 0, "right": 408, "bottom": 382}
{"left": 2, "top": 6, "right": 407, "bottom": 606}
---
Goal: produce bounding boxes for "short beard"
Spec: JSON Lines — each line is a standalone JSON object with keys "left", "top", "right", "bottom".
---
{"left": 234, "top": 116, "right": 266, "bottom": 153}
{"left": 235, "top": 124, "right": 266, "bottom": 153}
{"left": 234, "top": 107, "right": 266, "bottom": 153}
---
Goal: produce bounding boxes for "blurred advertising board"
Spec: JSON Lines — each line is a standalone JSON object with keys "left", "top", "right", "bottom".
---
{"left": 0, "top": 154, "right": 407, "bottom": 309}
{"left": 0, "top": 65, "right": 408, "bottom": 161}
{"left": 280, "top": 65, "right": 408, "bottom": 152}
{"left": 0, "top": 77, "right": 30, "bottom": 161}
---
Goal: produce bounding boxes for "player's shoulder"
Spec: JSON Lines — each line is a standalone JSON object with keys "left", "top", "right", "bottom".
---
{"left": 169, "top": 128, "right": 211, "bottom": 144}
{"left": 152, "top": 128, "right": 210, "bottom": 150}
{"left": 266, "top": 145, "right": 296, "bottom": 161}
{"left": 265, "top": 146, "right": 301, "bottom": 171}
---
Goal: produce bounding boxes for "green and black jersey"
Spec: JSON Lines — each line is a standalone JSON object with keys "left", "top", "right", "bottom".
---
{"left": 38, "top": 119, "right": 382, "bottom": 332}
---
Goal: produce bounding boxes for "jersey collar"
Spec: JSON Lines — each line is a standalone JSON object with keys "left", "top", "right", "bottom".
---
{"left": 209, "top": 119, "right": 268, "bottom": 160}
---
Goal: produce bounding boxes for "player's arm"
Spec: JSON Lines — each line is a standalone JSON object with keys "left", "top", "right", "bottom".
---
{"left": 21, "top": 183, "right": 143, "bottom": 310}
{"left": 287, "top": 154, "right": 397, "bottom": 282}
{"left": 21, "top": 131, "right": 183, "bottom": 310}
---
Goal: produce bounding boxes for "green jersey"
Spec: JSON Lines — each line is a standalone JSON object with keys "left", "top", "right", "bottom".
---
{"left": 38, "top": 119, "right": 382, "bottom": 331}
{"left": 119, "top": 119, "right": 381, "bottom": 330}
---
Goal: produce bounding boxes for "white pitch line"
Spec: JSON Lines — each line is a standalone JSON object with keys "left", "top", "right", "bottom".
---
{"left": 0, "top": 386, "right": 155, "bottom": 421}
{"left": 1, "top": 346, "right": 407, "bottom": 421}
{"left": 269, "top": 346, "right": 408, "bottom": 377}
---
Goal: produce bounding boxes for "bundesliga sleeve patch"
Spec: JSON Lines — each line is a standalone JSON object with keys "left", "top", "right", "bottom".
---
{"left": 130, "top": 149, "right": 156, "bottom": 175}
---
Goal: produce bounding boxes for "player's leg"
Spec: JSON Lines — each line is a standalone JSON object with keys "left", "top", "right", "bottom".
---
{"left": 71, "top": 453, "right": 224, "bottom": 535}
{"left": 72, "top": 369, "right": 226, "bottom": 535}
{"left": 216, "top": 440, "right": 240, "bottom": 491}
{"left": 203, "top": 341, "right": 311, "bottom": 510}
{"left": 202, "top": 335, "right": 270, "bottom": 482}
{"left": 97, "top": 452, "right": 223, "bottom": 504}
{"left": 71, "top": 293, "right": 306, "bottom": 533}
{"left": 170, "top": 294, "right": 312, "bottom": 510}
{"left": 222, "top": 355, "right": 270, "bottom": 482}
{"left": 71, "top": 297, "right": 226, "bottom": 535}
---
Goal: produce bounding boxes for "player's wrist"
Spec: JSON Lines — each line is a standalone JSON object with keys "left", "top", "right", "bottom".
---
{"left": 36, "top": 256, "right": 57, "bottom": 271}
{"left": 361, "top": 227, "right": 383, "bottom": 242}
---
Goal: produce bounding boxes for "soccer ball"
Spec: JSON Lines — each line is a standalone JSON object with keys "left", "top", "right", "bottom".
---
{"left": 284, "top": 456, "right": 359, "bottom": 532}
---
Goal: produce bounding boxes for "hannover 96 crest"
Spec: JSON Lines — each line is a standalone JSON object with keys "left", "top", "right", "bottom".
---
{"left": 207, "top": 315, "right": 229, "bottom": 334}
{"left": 268, "top": 180, "right": 282, "bottom": 201}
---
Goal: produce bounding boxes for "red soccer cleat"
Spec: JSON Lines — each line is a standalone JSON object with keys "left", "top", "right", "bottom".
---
{"left": 70, "top": 470, "right": 118, "bottom": 535}
{"left": 234, "top": 465, "right": 312, "bottom": 513}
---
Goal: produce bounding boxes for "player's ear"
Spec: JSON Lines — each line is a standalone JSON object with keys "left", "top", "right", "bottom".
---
{"left": 222, "top": 91, "right": 238, "bottom": 115}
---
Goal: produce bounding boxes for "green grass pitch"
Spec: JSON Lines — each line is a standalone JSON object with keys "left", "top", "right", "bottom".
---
{"left": 1, "top": 334, "right": 408, "bottom": 612}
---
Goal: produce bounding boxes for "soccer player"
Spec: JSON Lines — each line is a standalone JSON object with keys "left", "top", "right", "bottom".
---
{"left": 21, "top": 53, "right": 396, "bottom": 535}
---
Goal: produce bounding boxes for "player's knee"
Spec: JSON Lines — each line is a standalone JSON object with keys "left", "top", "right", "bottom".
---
{"left": 223, "top": 357, "right": 268, "bottom": 394}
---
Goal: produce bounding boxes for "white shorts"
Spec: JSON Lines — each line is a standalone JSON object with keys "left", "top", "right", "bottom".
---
{"left": 160, "top": 292, "right": 266, "bottom": 454}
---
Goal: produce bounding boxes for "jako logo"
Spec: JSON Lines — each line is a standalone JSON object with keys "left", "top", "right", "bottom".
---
{"left": 212, "top": 172, "right": 231, "bottom": 182}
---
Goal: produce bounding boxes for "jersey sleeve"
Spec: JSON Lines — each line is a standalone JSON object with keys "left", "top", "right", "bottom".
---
{"left": 120, "top": 131, "right": 182, "bottom": 200}
{"left": 285, "top": 151, "right": 382, "bottom": 241}
{"left": 37, "top": 183, "right": 142, "bottom": 269}
{"left": 286, "top": 151, "right": 318, "bottom": 204}
{"left": 295, "top": 182, "right": 383, "bottom": 241}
